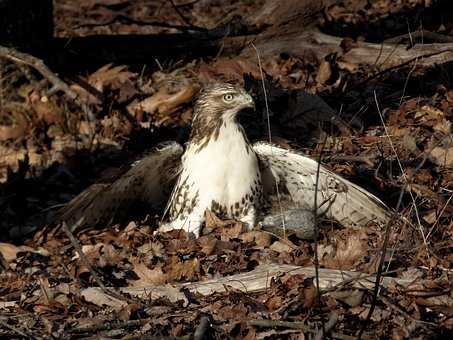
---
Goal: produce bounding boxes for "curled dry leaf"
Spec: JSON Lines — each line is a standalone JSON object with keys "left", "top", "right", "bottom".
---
{"left": 81, "top": 287, "right": 128, "bottom": 311}
{"left": 128, "top": 83, "right": 199, "bottom": 120}
{"left": 0, "top": 242, "right": 35, "bottom": 263}
{"left": 129, "top": 261, "right": 167, "bottom": 286}
{"left": 0, "top": 111, "right": 29, "bottom": 141}
{"left": 269, "top": 240, "right": 293, "bottom": 253}
{"left": 319, "top": 229, "right": 368, "bottom": 270}
{"left": 198, "top": 58, "right": 261, "bottom": 83}
{"left": 430, "top": 147, "right": 453, "bottom": 167}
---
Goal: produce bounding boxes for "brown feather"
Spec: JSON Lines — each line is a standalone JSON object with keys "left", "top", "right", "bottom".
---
{"left": 57, "top": 142, "right": 183, "bottom": 230}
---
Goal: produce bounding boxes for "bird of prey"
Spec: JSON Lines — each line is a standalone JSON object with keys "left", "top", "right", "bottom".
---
{"left": 58, "top": 83, "right": 390, "bottom": 237}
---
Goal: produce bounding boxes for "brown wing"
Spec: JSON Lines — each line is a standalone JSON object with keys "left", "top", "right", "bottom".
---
{"left": 253, "top": 142, "right": 391, "bottom": 227}
{"left": 57, "top": 142, "right": 183, "bottom": 230}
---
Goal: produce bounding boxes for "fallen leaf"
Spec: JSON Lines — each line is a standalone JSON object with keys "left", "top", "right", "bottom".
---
{"left": 430, "top": 147, "right": 453, "bottom": 167}
{"left": 270, "top": 241, "right": 292, "bottom": 253}
{"left": 130, "top": 262, "right": 166, "bottom": 286}
{"left": 81, "top": 288, "right": 128, "bottom": 311}
{"left": 0, "top": 243, "right": 35, "bottom": 262}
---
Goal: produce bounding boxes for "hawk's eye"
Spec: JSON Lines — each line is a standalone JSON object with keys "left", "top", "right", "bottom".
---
{"left": 223, "top": 94, "right": 234, "bottom": 102}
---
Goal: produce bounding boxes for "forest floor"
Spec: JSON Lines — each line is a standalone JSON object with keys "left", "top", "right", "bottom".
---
{"left": 0, "top": 0, "right": 452, "bottom": 339}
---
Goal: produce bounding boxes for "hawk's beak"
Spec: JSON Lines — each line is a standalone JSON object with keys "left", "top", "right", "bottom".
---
{"left": 243, "top": 93, "right": 255, "bottom": 111}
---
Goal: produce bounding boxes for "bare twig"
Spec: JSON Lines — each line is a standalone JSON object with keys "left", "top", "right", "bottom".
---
{"left": 61, "top": 220, "right": 135, "bottom": 304}
{"left": 71, "top": 319, "right": 148, "bottom": 334}
{"left": 313, "top": 133, "right": 328, "bottom": 338}
{"left": 357, "top": 90, "right": 431, "bottom": 338}
{"left": 347, "top": 49, "right": 453, "bottom": 92}
{"left": 249, "top": 319, "right": 308, "bottom": 330}
{"left": 249, "top": 319, "right": 354, "bottom": 340}
{"left": 75, "top": 13, "right": 207, "bottom": 32}
{"left": 167, "top": 0, "right": 200, "bottom": 29}
{"left": 0, "top": 45, "right": 96, "bottom": 121}
{"left": 0, "top": 318, "right": 38, "bottom": 340}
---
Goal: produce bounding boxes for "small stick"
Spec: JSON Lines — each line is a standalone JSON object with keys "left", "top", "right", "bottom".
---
{"left": 0, "top": 319, "right": 38, "bottom": 340}
{"left": 61, "top": 220, "right": 135, "bottom": 304}
{"left": 0, "top": 45, "right": 96, "bottom": 121}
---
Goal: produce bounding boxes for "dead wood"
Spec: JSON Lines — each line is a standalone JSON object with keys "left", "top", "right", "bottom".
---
{"left": 0, "top": 45, "right": 96, "bottom": 121}
{"left": 81, "top": 263, "right": 415, "bottom": 309}
{"left": 240, "top": 29, "right": 453, "bottom": 68}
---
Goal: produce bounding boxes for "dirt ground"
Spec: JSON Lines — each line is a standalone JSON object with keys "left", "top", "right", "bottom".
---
{"left": 0, "top": 0, "right": 452, "bottom": 339}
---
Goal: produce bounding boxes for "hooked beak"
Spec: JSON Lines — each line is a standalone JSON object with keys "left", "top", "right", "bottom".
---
{"left": 241, "top": 92, "right": 255, "bottom": 111}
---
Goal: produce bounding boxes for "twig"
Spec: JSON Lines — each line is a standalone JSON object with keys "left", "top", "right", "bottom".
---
{"left": 0, "top": 45, "right": 96, "bottom": 121}
{"left": 167, "top": 0, "right": 199, "bottom": 29}
{"left": 385, "top": 30, "right": 453, "bottom": 44}
{"left": 61, "top": 220, "right": 135, "bottom": 304}
{"left": 248, "top": 319, "right": 354, "bottom": 340}
{"left": 357, "top": 90, "right": 430, "bottom": 338}
{"left": 75, "top": 13, "right": 207, "bottom": 32}
{"left": 249, "top": 319, "right": 308, "bottom": 330}
{"left": 313, "top": 133, "right": 328, "bottom": 339}
{"left": 347, "top": 49, "right": 453, "bottom": 92}
{"left": 71, "top": 319, "right": 147, "bottom": 334}
{"left": 0, "top": 318, "right": 38, "bottom": 340}
{"left": 193, "top": 315, "right": 210, "bottom": 340}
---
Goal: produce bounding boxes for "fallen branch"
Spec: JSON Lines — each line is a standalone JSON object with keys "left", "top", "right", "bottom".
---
{"left": 249, "top": 317, "right": 354, "bottom": 340}
{"left": 241, "top": 29, "right": 453, "bottom": 68}
{"left": 0, "top": 45, "right": 96, "bottom": 121}
{"left": 81, "top": 263, "right": 415, "bottom": 309}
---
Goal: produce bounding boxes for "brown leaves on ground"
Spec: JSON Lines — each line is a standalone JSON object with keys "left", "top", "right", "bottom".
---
{"left": 1, "top": 0, "right": 453, "bottom": 338}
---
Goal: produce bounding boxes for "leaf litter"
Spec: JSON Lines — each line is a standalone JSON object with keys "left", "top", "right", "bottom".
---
{"left": 0, "top": 0, "right": 452, "bottom": 339}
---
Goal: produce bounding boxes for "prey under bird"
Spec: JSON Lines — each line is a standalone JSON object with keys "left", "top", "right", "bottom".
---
{"left": 58, "top": 83, "right": 390, "bottom": 237}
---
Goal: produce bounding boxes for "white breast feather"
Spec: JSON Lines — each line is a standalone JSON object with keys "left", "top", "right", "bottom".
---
{"left": 182, "top": 123, "right": 259, "bottom": 210}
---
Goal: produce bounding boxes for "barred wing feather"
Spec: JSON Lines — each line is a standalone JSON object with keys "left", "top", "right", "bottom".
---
{"left": 253, "top": 142, "right": 390, "bottom": 227}
{"left": 58, "top": 142, "right": 183, "bottom": 230}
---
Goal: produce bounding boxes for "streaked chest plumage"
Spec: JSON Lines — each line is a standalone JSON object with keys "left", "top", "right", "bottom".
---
{"left": 168, "top": 120, "right": 262, "bottom": 221}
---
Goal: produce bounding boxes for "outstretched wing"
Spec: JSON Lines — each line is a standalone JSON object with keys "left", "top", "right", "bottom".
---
{"left": 253, "top": 142, "right": 390, "bottom": 227}
{"left": 57, "top": 142, "right": 184, "bottom": 230}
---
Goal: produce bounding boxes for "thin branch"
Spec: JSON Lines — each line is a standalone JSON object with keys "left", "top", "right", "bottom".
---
{"left": 0, "top": 45, "right": 96, "bottom": 121}
{"left": 347, "top": 49, "right": 453, "bottom": 92}
{"left": 167, "top": 0, "right": 199, "bottom": 29}
{"left": 61, "top": 220, "right": 136, "bottom": 304}
{"left": 0, "top": 318, "right": 39, "bottom": 340}
{"left": 75, "top": 13, "right": 207, "bottom": 32}
{"left": 313, "top": 132, "right": 328, "bottom": 338}
{"left": 357, "top": 90, "right": 430, "bottom": 338}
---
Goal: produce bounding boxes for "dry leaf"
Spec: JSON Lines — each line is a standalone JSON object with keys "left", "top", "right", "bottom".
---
{"left": 270, "top": 241, "right": 292, "bottom": 253}
{"left": 430, "top": 147, "right": 453, "bottom": 167}
{"left": 0, "top": 243, "right": 35, "bottom": 262}
{"left": 81, "top": 288, "right": 128, "bottom": 311}
{"left": 130, "top": 262, "right": 167, "bottom": 286}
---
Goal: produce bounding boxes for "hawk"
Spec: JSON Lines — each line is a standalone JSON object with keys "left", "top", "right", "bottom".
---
{"left": 58, "top": 83, "right": 390, "bottom": 237}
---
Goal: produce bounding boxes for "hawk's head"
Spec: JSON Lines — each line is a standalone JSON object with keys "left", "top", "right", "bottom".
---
{"left": 189, "top": 83, "right": 255, "bottom": 147}
{"left": 193, "top": 83, "right": 254, "bottom": 123}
